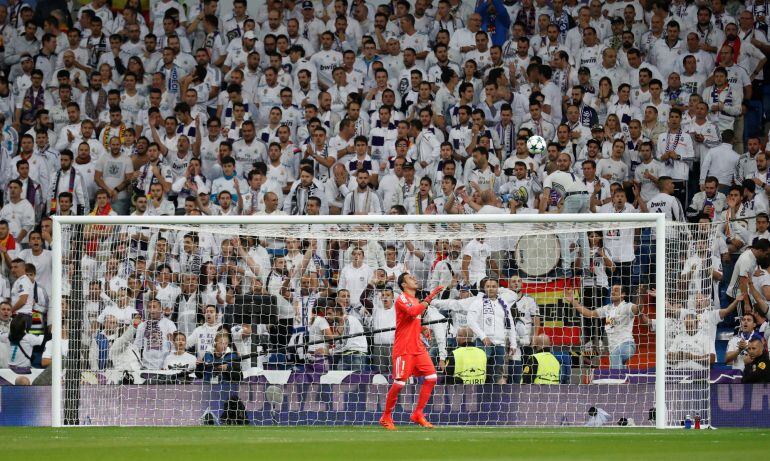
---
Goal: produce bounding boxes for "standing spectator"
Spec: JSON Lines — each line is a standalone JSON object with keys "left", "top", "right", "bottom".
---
{"left": 94, "top": 136, "right": 135, "bottom": 215}
{"left": 725, "top": 313, "right": 758, "bottom": 371}
{"left": 568, "top": 285, "right": 646, "bottom": 369}
{"left": 133, "top": 298, "right": 176, "bottom": 369}
{"left": 0, "top": 180, "right": 34, "bottom": 244}
{"left": 338, "top": 246, "right": 375, "bottom": 304}
{"left": 466, "top": 278, "right": 517, "bottom": 383}
{"left": 541, "top": 152, "right": 589, "bottom": 213}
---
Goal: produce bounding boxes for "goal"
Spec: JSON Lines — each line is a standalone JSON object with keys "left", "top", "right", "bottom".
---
{"left": 49, "top": 213, "right": 714, "bottom": 428}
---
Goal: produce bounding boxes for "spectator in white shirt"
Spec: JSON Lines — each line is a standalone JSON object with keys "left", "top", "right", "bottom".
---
{"left": 466, "top": 278, "right": 517, "bottom": 384}
{"left": 338, "top": 246, "right": 375, "bottom": 304}
{"left": 569, "top": 284, "right": 646, "bottom": 369}
{"left": 699, "top": 130, "right": 740, "bottom": 189}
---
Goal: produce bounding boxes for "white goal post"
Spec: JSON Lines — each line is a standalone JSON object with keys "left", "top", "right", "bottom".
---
{"left": 50, "top": 213, "right": 672, "bottom": 428}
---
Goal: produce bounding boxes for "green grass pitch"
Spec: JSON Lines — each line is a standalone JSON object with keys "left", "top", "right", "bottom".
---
{"left": 1, "top": 427, "right": 766, "bottom": 460}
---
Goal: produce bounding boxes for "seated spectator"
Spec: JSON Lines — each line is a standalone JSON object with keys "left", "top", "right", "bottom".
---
{"left": 88, "top": 315, "right": 141, "bottom": 372}
{"left": 188, "top": 305, "right": 224, "bottom": 360}
{"left": 725, "top": 313, "right": 758, "bottom": 371}
{"left": 1, "top": 315, "right": 44, "bottom": 381}
{"left": 0, "top": 301, "right": 11, "bottom": 367}
{"left": 201, "top": 330, "right": 241, "bottom": 382}
{"left": 667, "top": 313, "right": 713, "bottom": 370}
{"left": 163, "top": 331, "right": 198, "bottom": 379}
{"left": 326, "top": 306, "right": 368, "bottom": 371}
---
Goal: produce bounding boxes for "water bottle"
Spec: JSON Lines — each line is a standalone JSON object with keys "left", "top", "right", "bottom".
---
{"left": 694, "top": 414, "right": 701, "bottom": 429}
{"left": 684, "top": 414, "right": 692, "bottom": 429}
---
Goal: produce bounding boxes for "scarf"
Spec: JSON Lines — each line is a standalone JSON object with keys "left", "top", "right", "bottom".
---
{"left": 516, "top": 6, "right": 536, "bottom": 36}
{"left": 84, "top": 88, "right": 107, "bottom": 121}
{"left": 88, "top": 34, "right": 107, "bottom": 69}
{"left": 51, "top": 167, "right": 77, "bottom": 214}
{"left": 415, "top": 192, "right": 433, "bottom": 214}
{"left": 348, "top": 188, "right": 371, "bottom": 215}
{"left": 720, "top": 38, "right": 741, "bottom": 66}
{"left": 143, "top": 319, "right": 164, "bottom": 351}
{"left": 90, "top": 202, "right": 112, "bottom": 217}
{"left": 496, "top": 122, "right": 515, "bottom": 157}
{"left": 20, "top": 87, "right": 45, "bottom": 125}
{"left": 168, "top": 66, "right": 180, "bottom": 94}
{"left": 483, "top": 295, "right": 511, "bottom": 330}
{"left": 553, "top": 10, "right": 570, "bottom": 40}
{"left": 102, "top": 124, "right": 127, "bottom": 148}
{"left": 95, "top": 331, "right": 112, "bottom": 370}
{"left": 23, "top": 178, "right": 37, "bottom": 205}
{"left": 710, "top": 84, "right": 733, "bottom": 108}
{"left": 664, "top": 130, "right": 683, "bottom": 167}
{"left": 290, "top": 182, "right": 320, "bottom": 215}
{"left": 0, "top": 232, "right": 16, "bottom": 251}
{"left": 300, "top": 294, "right": 317, "bottom": 328}
{"left": 85, "top": 202, "right": 113, "bottom": 253}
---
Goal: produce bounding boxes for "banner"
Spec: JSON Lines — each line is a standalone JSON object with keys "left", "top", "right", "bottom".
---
{"left": 3, "top": 383, "right": 768, "bottom": 427}
{"left": 710, "top": 384, "right": 770, "bottom": 427}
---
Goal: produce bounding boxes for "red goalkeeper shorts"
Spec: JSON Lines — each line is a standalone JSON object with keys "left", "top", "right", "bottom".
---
{"left": 393, "top": 352, "right": 436, "bottom": 381}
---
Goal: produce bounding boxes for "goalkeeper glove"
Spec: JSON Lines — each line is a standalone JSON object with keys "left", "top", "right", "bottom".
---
{"left": 423, "top": 285, "right": 445, "bottom": 305}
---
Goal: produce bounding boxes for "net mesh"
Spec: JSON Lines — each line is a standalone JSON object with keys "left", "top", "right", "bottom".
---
{"left": 52, "top": 217, "right": 716, "bottom": 427}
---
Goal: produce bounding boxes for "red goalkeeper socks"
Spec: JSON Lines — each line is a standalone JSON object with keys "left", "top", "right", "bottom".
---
{"left": 414, "top": 378, "right": 436, "bottom": 415}
{"left": 383, "top": 383, "right": 403, "bottom": 417}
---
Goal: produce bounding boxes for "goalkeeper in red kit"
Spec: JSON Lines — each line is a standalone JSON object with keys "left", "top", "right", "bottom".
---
{"left": 379, "top": 273, "right": 445, "bottom": 430}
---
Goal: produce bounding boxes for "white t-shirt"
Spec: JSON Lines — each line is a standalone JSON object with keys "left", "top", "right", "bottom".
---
{"left": 726, "top": 250, "right": 757, "bottom": 298}
{"left": 308, "top": 315, "right": 331, "bottom": 354}
{"left": 3, "top": 333, "right": 44, "bottom": 367}
{"left": 543, "top": 170, "right": 584, "bottom": 195}
{"left": 462, "top": 239, "right": 491, "bottom": 285}
{"left": 337, "top": 315, "right": 367, "bottom": 354}
{"left": 338, "top": 263, "right": 374, "bottom": 304}
{"left": 187, "top": 323, "right": 222, "bottom": 360}
{"left": 163, "top": 351, "right": 197, "bottom": 372}
{"left": 17, "top": 249, "right": 52, "bottom": 293}
{"left": 11, "top": 275, "right": 34, "bottom": 315}
{"left": 669, "top": 331, "right": 711, "bottom": 370}
{"left": 598, "top": 203, "right": 637, "bottom": 262}
{"left": 97, "top": 303, "right": 138, "bottom": 325}
{"left": 596, "top": 301, "right": 636, "bottom": 353}
{"left": 726, "top": 333, "right": 753, "bottom": 371}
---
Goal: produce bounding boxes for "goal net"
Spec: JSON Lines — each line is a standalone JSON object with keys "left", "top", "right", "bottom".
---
{"left": 50, "top": 214, "right": 715, "bottom": 428}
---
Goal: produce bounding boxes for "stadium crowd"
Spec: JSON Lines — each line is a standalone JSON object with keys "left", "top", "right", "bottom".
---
{"left": 0, "top": 0, "right": 770, "bottom": 386}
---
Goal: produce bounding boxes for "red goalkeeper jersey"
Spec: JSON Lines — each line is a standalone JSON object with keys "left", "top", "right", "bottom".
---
{"left": 393, "top": 291, "right": 428, "bottom": 357}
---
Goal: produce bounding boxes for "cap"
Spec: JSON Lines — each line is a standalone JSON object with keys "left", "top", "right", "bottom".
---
{"left": 20, "top": 54, "right": 33, "bottom": 63}
{"left": 243, "top": 30, "right": 256, "bottom": 40}
{"left": 198, "top": 185, "right": 210, "bottom": 195}
{"left": 591, "top": 124, "right": 604, "bottom": 131}
{"left": 403, "top": 161, "right": 415, "bottom": 170}
{"left": 385, "top": 32, "right": 399, "bottom": 42}
{"left": 302, "top": 0, "right": 314, "bottom": 9}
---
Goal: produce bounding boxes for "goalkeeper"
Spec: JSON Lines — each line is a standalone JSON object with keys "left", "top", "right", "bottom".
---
{"left": 379, "top": 273, "right": 444, "bottom": 430}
